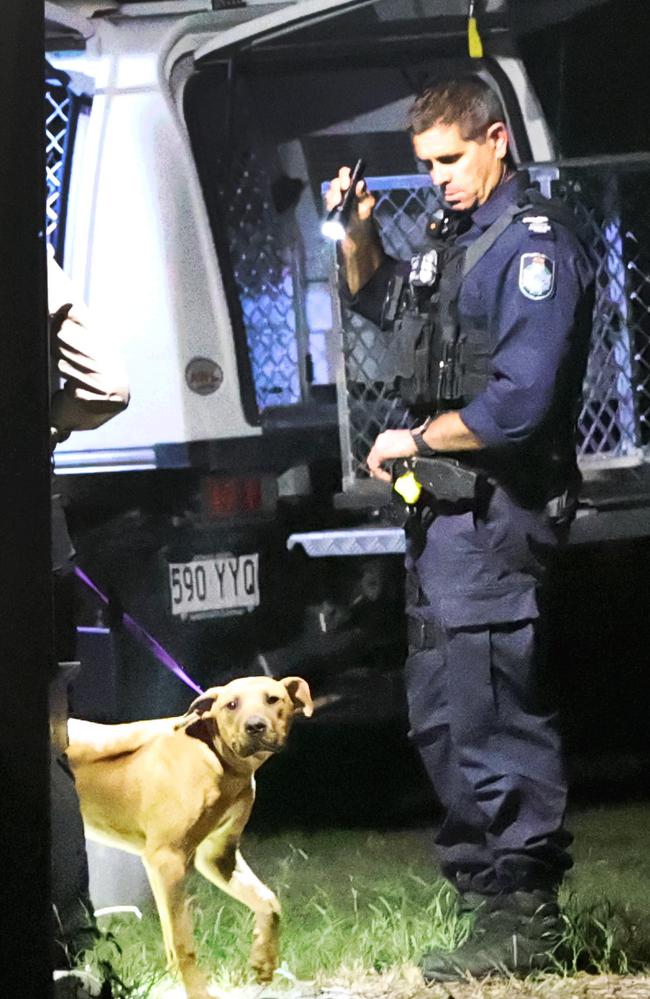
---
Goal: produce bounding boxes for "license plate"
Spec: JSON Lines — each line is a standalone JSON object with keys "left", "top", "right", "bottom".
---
{"left": 169, "top": 554, "right": 260, "bottom": 617}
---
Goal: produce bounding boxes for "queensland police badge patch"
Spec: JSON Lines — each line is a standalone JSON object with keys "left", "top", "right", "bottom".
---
{"left": 518, "top": 252, "right": 555, "bottom": 301}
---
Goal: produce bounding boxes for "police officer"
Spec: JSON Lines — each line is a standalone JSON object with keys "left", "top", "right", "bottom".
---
{"left": 327, "top": 77, "right": 594, "bottom": 980}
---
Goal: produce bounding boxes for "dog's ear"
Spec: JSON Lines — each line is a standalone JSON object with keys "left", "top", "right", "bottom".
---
{"left": 186, "top": 688, "right": 221, "bottom": 716}
{"left": 174, "top": 687, "right": 221, "bottom": 730}
{"left": 281, "top": 676, "right": 313, "bottom": 717}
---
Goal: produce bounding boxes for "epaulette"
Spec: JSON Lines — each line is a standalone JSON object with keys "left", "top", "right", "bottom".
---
{"left": 516, "top": 188, "right": 578, "bottom": 235}
{"left": 519, "top": 214, "right": 553, "bottom": 236}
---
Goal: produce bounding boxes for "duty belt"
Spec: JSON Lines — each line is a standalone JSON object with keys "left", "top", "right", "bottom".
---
{"left": 395, "top": 456, "right": 577, "bottom": 525}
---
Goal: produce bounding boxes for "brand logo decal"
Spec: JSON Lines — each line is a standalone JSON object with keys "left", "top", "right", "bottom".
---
{"left": 185, "top": 357, "right": 223, "bottom": 395}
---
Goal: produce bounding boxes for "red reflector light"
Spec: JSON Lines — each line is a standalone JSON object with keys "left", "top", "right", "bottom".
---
{"left": 241, "top": 476, "right": 262, "bottom": 512}
{"left": 201, "top": 476, "right": 264, "bottom": 518}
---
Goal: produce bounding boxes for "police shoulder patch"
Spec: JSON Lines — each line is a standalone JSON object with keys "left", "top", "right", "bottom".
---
{"left": 518, "top": 252, "right": 555, "bottom": 301}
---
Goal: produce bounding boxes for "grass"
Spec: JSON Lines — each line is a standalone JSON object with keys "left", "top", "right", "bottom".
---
{"left": 81, "top": 803, "right": 650, "bottom": 996}
{"left": 559, "top": 804, "right": 650, "bottom": 976}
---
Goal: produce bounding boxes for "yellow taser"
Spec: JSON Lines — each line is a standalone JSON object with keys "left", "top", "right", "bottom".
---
{"left": 393, "top": 470, "right": 422, "bottom": 505}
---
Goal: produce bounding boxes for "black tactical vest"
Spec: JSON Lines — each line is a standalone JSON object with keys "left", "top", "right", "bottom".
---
{"left": 388, "top": 190, "right": 577, "bottom": 413}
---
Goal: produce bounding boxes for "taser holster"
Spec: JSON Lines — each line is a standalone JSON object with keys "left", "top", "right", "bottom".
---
{"left": 393, "top": 455, "right": 481, "bottom": 505}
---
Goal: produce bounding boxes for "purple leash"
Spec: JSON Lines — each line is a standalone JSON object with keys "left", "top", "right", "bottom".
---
{"left": 74, "top": 565, "right": 204, "bottom": 695}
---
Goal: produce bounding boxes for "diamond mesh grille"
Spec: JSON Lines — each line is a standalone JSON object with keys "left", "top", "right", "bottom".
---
{"left": 217, "top": 149, "right": 306, "bottom": 411}
{"left": 45, "top": 69, "right": 71, "bottom": 250}
{"left": 334, "top": 167, "right": 650, "bottom": 490}
{"left": 552, "top": 167, "right": 649, "bottom": 458}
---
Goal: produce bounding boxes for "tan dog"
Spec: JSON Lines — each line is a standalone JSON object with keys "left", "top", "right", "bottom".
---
{"left": 67, "top": 675, "right": 313, "bottom": 999}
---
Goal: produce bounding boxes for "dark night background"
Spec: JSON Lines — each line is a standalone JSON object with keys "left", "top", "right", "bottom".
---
{"left": 516, "top": 0, "right": 650, "bottom": 158}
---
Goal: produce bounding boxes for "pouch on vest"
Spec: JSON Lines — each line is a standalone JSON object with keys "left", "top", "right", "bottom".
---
{"left": 392, "top": 308, "right": 438, "bottom": 408}
{"left": 393, "top": 244, "right": 466, "bottom": 409}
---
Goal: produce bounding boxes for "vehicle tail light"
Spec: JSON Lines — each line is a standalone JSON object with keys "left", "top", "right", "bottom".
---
{"left": 200, "top": 475, "right": 274, "bottom": 519}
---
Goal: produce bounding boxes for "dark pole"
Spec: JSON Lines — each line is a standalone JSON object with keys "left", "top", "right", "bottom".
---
{"left": 0, "top": 4, "right": 53, "bottom": 997}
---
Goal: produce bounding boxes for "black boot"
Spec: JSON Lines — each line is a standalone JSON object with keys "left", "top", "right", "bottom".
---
{"left": 420, "top": 889, "right": 564, "bottom": 982}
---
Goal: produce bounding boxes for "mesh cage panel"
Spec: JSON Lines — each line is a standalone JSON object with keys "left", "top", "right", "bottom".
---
{"left": 336, "top": 175, "right": 432, "bottom": 489}
{"left": 217, "top": 149, "right": 307, "bottom": 411}
{"left": 334, "top": 165, "right": 650, "bottom": 492}
{"left": 45, "top": 68, "right": 70, "bottom": 250}
{"left": 551, "top": 166, "right": 650, "bottom": 458}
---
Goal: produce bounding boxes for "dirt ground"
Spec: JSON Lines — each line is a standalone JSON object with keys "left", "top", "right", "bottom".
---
{"left": 154, "top": 968, "right": 650, "bottom": 999}
{"left": 415, "top": 973, "right": 650, "bottom": 998}
{"left": 316, "top": 967, "right": 650, "bottom": 999}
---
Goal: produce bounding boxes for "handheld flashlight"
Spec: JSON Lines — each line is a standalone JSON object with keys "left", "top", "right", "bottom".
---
{"left": 321, "top": 158, "right": 366, "bottom": 241}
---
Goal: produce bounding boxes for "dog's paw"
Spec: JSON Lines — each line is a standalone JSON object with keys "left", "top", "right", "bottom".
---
{"left": 250, "top": 911, "right": 279, "bottom": 982}
{"left": 184, "top": 987, "right": 216, "bottom": 999}
{"left": 250, "top": 955, "right": 277, "bottom": 984}
{"left": 180, "top": 966, "right": 214, "bottom": 999}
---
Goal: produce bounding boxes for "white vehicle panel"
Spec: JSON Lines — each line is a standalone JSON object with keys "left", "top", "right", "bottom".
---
{"left": 52, "top": 14, "right": 260, "bottom": 468}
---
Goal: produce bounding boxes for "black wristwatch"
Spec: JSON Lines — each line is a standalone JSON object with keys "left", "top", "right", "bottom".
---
{"left": 409, "top": 427, "right": 437, "bottom": 457}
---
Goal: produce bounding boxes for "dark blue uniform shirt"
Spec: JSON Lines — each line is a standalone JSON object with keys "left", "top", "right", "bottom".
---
{"left": 456, "top": 175, "right": 593, "bottom": 456}
{"left": 351, "top": 173, "right": 595, "bottom": 506}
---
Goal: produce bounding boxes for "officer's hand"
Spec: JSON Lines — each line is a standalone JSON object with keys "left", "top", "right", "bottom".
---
{"left": 325, "top": 165, "right": 376, "bottom": 224}
{"left": 366, "top": 429, "right": 418, "bottom": 483}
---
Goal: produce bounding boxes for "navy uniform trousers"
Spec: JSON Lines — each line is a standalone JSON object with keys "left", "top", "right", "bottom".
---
{"left": 404, "top": 482, "right": 572, "bottom": 896}
{"left": 51, "top": 499, "right": 95, "bottom": 967}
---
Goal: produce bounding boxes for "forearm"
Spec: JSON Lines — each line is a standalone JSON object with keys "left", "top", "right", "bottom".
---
{"left": 418, "top": 410, "right": 484, "bottom": 452}
{"left": 51, "top": 388, "right": 128, "bottom": 437}
{"left": 365, "top": 411, "right": 484, "bottom": 482}
{"left": 338, "top": 221, "right": 387, "bottom": 296}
